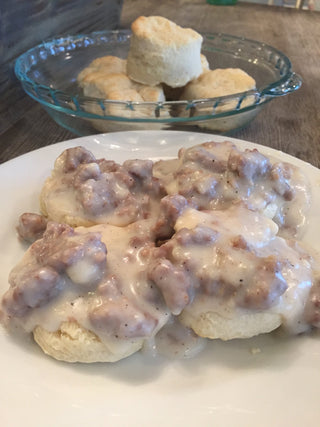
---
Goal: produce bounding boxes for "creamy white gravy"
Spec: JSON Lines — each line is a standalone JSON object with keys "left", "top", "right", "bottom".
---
{"left": 1, "top": 141, "right": 318, "bottom": 362}
{"left": 166, "top": 205, "right": 315, "bottom": 336}
{"left": 153, "top": 141, "right": 311, "bottom": 239}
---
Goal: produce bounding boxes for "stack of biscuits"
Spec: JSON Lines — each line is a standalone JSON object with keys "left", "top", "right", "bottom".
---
{"left": 77, "top": 16, "right": 256, "bottom": 130}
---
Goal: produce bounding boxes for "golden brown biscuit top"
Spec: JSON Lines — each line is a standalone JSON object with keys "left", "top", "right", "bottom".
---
{"left": 181, "top": 68, "right": 256, "bottom": 100}
{"left": 131, "top": 16, "right": 202, "bottom": 45}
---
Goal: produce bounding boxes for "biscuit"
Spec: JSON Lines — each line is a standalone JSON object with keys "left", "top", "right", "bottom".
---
{"left": 148, "top": 203, "right": 314, "bottom": 340}
{"left": 77, "top": 55, "right": 127, "bottom": 83}
{"left": 33, "top": 321, "right": 143, "bottom": 363}
{"left": 178, "top": 68, "right": 256, "bottom": 130}
{"left": 179, "top": 310, "right": 282, "bottom": 341}
{"left": 2, "top": 218, "right": 170, "bottom": 363}
{"left": 153, "top": 140, "right": 310, "bottom": 238}
{"left": 180, "top": 68, "right": 256, "bottom": 102}
{"left": 39, "top": 146, "right": 163, "bottom": 227}
{"left": 78, "top": 57, "right": 166, "bottom": 107}
{"left": 127, "top": 16, "right": 203, "bottom": 87}
{"left": 163, "top": 54, "right": 210, "bottom": 101}
{"left": 77, "top": 55, "right": 167, "bottom": 131}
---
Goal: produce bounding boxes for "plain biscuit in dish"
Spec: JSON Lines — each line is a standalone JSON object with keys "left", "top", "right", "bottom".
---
{"left": 163, "top": 54, "right": 210, "bottom": 101}
{"left": 180, "top": 68, "right": 256, "bottom": 101}
{"left": 77, "top": 55, "right": 167, "bottom": 131}
{"left": 77, "top": 55, "right": 127, "bottom": 83}
{"left": 179, "top": 68, "right": 257, "bottom": 128}
{"left": 127, "top": 16, "right": 203, "bottom": 87}
{"left": 77, "top": 55, "right": 165, "bottom": 107}
{"left": 200, "top": 54, "right": 210, "bottom": 73}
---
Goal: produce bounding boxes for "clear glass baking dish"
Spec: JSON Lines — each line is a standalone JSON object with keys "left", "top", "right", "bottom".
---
{"left": 14, "top": 30, "right": 302, "bottom": 136}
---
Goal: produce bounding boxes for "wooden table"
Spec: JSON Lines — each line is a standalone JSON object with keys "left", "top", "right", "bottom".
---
{"left": 1, "top": 0, "right": 320, "bottom": 167}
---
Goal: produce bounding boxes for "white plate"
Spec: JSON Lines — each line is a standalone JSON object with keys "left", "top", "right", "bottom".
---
{"left": 1, "top": 130, "right": 320, "bottom": 427}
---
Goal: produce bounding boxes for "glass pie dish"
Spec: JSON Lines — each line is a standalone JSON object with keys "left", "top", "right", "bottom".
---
{"left": 14, "top": 30, "right": 302, "bottom": 136}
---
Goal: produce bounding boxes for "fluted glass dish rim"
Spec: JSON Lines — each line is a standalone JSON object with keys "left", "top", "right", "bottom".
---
{"left": 14, "top": 30, "right": 302, "bottom": 131}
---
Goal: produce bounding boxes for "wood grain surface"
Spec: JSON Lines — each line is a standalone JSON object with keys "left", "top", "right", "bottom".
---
{"left": 1, "top": 0, "right": 319, "bottom": 166}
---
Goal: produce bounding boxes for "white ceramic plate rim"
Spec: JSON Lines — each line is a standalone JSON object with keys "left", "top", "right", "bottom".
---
{"left": 1, "top": 130, "right": 320, "bottom": 427}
